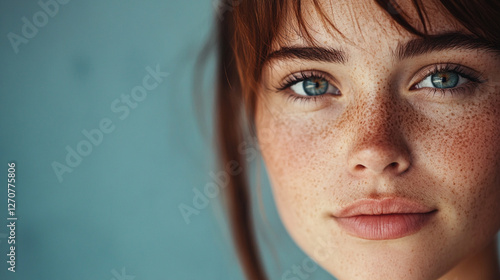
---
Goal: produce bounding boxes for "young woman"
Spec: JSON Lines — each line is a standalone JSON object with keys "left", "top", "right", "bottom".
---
{"left": 213, "top": 0, "right": 500, "bottom": 279}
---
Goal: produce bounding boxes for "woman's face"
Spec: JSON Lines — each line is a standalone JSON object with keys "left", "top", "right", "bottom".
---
{"left": 255, "top": 0, "right": 500, "bottom": 279}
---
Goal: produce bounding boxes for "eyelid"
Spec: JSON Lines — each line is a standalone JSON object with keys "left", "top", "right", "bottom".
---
{"left": 273, "top": 63, "right": 487, "bottom": 105}
{"left": 409, "top": 63, "right": 485, "bottom": 90}
{"left": 276, "top": 70, "right": 340, "bottom": 92}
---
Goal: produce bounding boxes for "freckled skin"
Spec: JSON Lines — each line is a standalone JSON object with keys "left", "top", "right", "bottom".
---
{"left": 255, "top": 0, "right": 500, "bottom": 279}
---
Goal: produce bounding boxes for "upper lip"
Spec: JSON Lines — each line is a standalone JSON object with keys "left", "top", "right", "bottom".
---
{"left": 333, "top": 197, "right": 436, "bottom": 218}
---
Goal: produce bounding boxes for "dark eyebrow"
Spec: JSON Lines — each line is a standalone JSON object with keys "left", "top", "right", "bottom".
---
{"left": 395, "top": 32, "right": 500, "bottom": 60}
{"left": 265, "top": 46, "right": 347, "bottom": 64}
{"left": 265, "top": 33, "right": 499, "bottom": 64}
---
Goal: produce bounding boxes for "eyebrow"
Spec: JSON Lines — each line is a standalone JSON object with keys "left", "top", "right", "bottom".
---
{"left": 395, "top": 32, "right": 499, "bottom": 60}
{"left": 265, "top": 33, "right": 499, "bottom": 64}
{"left": 265, "top": 46, "right": 347, "bottom": 64}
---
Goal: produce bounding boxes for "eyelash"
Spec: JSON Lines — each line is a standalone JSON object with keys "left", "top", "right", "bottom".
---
{"left": 411, "top": 63, "right": 485, "bottom": 97}
{"left": 276, "top": 64, "right": 486, "bottom": 104}
{"left": 276, "top": 71, "right": 335, "bottom": 104}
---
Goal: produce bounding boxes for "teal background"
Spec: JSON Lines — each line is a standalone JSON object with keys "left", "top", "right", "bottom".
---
{"left": 1, "top": 1, "right": 498, "bottom": 280}
{"left": 0, "top": 0, "right": 334, "bottom": 279}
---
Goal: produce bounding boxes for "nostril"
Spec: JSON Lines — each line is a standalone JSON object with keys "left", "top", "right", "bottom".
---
{"left": 348, "top": 148, "right": 411, "bottom": 176}
{"left": 389, "top": 162, "right": 398, "bottom": 168}
{"left": 354, "top": 164, "right": 366, "bottom": 172}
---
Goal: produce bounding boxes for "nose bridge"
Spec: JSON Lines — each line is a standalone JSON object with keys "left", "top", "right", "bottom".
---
{"left": 354, "top": 90, "right": 399, "bottom": 141}
{"left": 350, "top": 55, "right": 399, "bottom": 136}
{"left": 346, "top": 83, "right": 411, "bottom": 177}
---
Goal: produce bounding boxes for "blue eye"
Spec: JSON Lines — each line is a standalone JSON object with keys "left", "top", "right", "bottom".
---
{"left": 302, "top": 78, "right": 329, "bottom": 95}
{"left": 290, "top": 76, "right": 340, "bottom": 96}
{"left": 431, "top": 72, "right": 459, "bottom": 88}
{"left": 410, "top": 64, "right": 486, "bottom": 97}
{"left": 415, "top": 71, "right": 468, "bottom": 90}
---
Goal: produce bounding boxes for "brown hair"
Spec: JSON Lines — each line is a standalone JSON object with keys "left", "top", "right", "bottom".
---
{"left": 212, "top": 1, "right": 500, "bottom": 279}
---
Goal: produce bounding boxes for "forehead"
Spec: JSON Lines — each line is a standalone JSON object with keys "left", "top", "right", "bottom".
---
{"left": 276, "top": 0, "right": 468, "bottom": 52}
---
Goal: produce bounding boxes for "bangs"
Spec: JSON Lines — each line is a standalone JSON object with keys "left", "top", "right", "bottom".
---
{"left": 230, "top": 0, "right": 499, "bottom": 117}
{"left": 231, "top": 0, "right": 430, "bottom": 121}
{"left": 273, "top": 0, "right": 425, "bottom": 49}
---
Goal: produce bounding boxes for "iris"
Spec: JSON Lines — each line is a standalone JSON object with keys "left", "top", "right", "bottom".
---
{"left": 431, "top": 72, "right": 459, "bottom": 88}
{"left": 303, "top": 78, "right": 329, "bottom": 96}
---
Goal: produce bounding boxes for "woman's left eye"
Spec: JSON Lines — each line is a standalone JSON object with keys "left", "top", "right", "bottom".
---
{"left": 414, "top": 71, "right": 468, "bottom": 90}
{"left": 289, "top": 77, "right": 340, "bottom": 96}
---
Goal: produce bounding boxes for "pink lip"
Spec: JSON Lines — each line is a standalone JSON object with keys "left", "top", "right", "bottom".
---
{"left": 332, "top": 197, "right": 437, "bottom": 240}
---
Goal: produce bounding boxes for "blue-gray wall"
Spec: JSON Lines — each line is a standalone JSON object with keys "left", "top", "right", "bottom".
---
{"left": 0, "top": 0, "right": 336, "bottom": 279}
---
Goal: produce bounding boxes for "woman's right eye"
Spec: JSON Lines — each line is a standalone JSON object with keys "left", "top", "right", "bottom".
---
{"left": 290, "top": 76, "right": 341, "bottom": 96}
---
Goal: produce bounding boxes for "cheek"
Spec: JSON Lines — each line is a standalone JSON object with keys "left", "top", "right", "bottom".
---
{"left": 255, "top": 105, "right": 343, "bottom": 235}
{"left": 416, "top": 98, "right": 500, "bottom": 237}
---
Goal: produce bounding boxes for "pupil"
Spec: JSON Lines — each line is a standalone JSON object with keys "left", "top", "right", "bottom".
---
{"left": 303, "top": 78, "right": 328, "bottom": 96}
{"left": 432, "top": 72, "right": 458, "bottom": 89}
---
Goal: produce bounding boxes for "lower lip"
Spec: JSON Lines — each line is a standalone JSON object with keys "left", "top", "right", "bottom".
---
{"left": 334, "top": 211, "right": 437, "bottom": 240}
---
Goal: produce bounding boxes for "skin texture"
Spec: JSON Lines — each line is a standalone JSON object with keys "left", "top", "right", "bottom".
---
{"left": 255, "top": 0, "right": 500, "bottom": 279}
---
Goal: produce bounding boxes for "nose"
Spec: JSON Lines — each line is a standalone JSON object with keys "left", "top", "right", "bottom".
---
{"left": 346, "top": 96, "right": 411, "bottom": 178}
{"left": 348, "top": 142, "right": 411, "bottom": 175}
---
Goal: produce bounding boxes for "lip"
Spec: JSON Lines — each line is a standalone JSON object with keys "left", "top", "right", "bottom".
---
{"left": 332, "top": 197, "right": 437, "bottom": 240}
